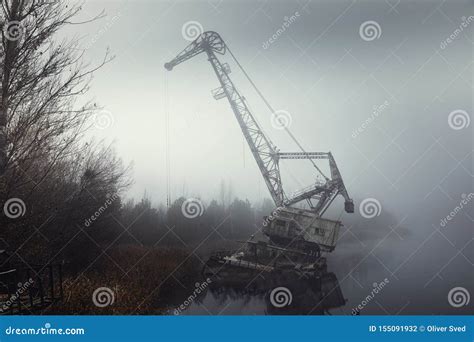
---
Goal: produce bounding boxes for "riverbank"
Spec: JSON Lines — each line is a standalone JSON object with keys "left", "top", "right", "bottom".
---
{"left": 47, "top": 246, "right": 202, "bottom": 314}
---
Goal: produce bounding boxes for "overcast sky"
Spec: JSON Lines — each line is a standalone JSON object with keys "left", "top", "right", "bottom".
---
{"left": 66, "top": 0, "right": 471, "bottom": 213}
{"left": 60, "top": 0, "right": 473, "bottom": 314}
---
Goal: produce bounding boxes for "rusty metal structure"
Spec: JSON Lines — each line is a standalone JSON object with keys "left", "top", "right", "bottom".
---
{"left": 165, "top": 31, "right": 354, "bottom": 279}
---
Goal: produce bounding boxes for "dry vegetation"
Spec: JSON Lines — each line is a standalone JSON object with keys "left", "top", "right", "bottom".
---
{"left": 0, "top": 0, "right": 269, "bottom": 315}
{"left": 49, "top": 246, "right": 202, "bottom": 314}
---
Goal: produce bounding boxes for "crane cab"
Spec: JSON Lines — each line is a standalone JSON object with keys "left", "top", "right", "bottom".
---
{"left": 262, "top": 207, "right": 342, "bottom": 252}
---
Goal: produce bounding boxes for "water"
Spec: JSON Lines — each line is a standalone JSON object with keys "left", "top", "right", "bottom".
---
{"left": 180, "top": 271, "right": 346, "bottom": 315}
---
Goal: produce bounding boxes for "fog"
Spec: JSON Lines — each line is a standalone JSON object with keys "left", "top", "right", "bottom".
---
{"left": 63, "top": 0, "right": 472, "bottom": 314}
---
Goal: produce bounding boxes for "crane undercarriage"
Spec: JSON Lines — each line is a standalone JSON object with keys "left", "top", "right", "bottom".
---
{"left": 203, "top": 207, "right": 340, "bottom": 280}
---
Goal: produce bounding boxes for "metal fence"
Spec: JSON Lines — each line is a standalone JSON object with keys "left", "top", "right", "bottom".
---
{"left": 0, "top": 263, "right": 63, "bottom": 314}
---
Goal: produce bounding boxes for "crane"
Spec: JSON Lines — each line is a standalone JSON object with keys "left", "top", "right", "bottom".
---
{"left": 165, "top": 31, "right": 353, "bottom": 220}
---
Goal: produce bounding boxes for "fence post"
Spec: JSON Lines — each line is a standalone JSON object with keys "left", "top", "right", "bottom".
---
{"left": 59, "top": 264, "right": 63, "bottom": 300}
{"left": 38, "top": 272, "right": 45, "bottom": 307}
{"left": 48, "top": 265, "right": 54, "bottom": 300}
{"left": 15, "top": 270, "right": 21, "bottom": 313}
{"left": 26, "top": 269, "right": 33, "bottom": 308}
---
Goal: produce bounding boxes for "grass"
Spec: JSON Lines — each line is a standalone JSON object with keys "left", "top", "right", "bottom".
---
{"left": 47, "top": 245, "right": 203, "bottom": 314}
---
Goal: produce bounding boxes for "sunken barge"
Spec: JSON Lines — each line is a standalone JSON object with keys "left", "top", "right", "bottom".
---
{"left": 203, "top": 207, "right": 343, "bottom": 282}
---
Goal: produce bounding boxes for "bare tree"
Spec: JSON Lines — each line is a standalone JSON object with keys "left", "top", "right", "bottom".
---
{"left": 0, "top": 0, "right": 130, "bottom": 261}
{"left": 0, "top": 0, "right": 21, "bottom": 179}
{"left": 1, "top": 0, "right": 111, "bottom": 188}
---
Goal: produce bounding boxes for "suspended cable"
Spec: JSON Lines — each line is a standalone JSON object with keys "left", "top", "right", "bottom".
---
{"left": 226, "top": 45, "right": 329, "bottom": 181}
{"left": 164, "top": 71, "right": 171, "bottom": 208}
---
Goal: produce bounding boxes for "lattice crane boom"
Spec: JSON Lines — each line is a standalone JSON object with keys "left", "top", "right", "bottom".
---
{"left": 166, "top": 32, "right": 285, "bottom": 206}
{"left": 165, "top": 31, "right": 354, "bottom": 215}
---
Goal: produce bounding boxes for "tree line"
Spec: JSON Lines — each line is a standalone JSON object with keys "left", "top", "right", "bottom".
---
{"left": 0, "top": 1, "right": 277, "bottom": 275}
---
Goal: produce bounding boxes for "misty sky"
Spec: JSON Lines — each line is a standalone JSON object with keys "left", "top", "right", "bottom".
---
{"left": 66, "top": 0, "right": 471, "bottom": 212}
{"left": 59, "top": 0, "right": 473, "bottom": 314}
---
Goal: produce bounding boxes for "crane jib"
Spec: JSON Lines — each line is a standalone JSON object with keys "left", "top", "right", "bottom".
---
{"left": 164, "top": 31, "right": 354, "bottom": 216}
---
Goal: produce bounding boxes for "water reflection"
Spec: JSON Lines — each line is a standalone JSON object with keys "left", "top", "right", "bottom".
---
{"left": 183, "top": 270, "right": 346, "bottom": 315}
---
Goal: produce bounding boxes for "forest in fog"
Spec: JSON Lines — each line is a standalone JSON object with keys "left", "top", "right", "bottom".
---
{"left": 0, "top": 1, "right": 273, "bottom": 313}
{"left": 1, "top": 0, "right": 471, "bottom": 317}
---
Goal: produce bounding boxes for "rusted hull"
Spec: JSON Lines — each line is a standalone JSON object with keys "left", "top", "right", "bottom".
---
{"left": 203, "top": 252, "right": 327, "bottom": 284}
